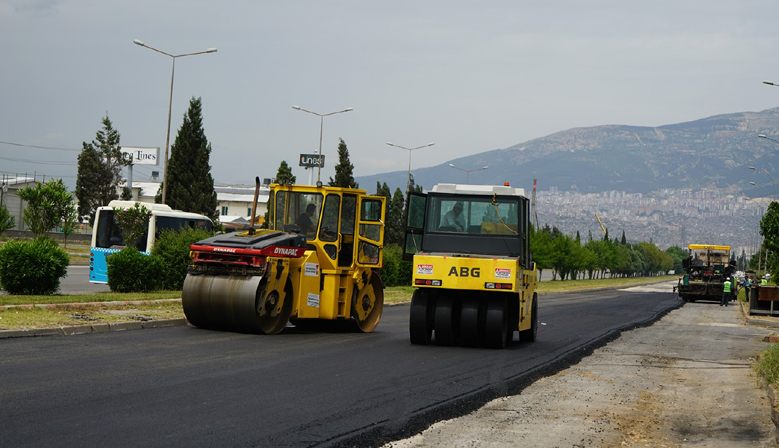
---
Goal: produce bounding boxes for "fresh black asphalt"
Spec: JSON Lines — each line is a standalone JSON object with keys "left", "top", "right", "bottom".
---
{"left": 0, "top": 286, "right": 681, "bottom": 447}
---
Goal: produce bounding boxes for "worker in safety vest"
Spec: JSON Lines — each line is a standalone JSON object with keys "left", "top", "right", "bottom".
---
{"left": 721, "top": 277, "right": 731, "bottom": 306}
{"left": 761, "top": 275, "right": 769, "bottom": 286}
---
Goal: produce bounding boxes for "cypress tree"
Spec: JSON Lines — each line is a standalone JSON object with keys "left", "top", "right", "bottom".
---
{"left": 165, "top": 97, "right": 218, "bottom": 221}
{"left": 387, "top": 188, "right": 406, "bottom": 246}
{"left": 329, "top": 138, "right": 358, "bottom": 188}
{"left": 276, "top": 160, "right": 296, "bottom": 185}
{"left": 76, "top": 115, "right": 129, "bottom": 225}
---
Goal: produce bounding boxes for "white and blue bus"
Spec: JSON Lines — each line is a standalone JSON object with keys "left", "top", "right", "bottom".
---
{"left": 89, "top": 200, "right": 214, "bottom": 283}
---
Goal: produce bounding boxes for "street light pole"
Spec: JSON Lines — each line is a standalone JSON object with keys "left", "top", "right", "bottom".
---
{"left": 133, "top": 39, "right": 216, "bottom": 204}
{"left": 386, "top": 142, "right": 435, "bottom": 193}
{"left": 749, "top": 166, "right": 777, "bottom": 200}
{"left": 292, "top": 106, "right": 353, "bottom": 186}
{"left": 448, "top": 163, "right": 488, "bottom": 184}
{"left": 749, "top": 181, "right": 772, "bottom": 199}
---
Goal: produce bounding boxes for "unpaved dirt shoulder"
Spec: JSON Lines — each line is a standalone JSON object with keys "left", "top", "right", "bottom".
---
{"left": 384, "top": 292, "right": 777, "bottom": 447}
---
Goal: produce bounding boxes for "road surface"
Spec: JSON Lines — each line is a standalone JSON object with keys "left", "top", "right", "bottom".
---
{"left": 0, "top": 284, "right": 680, "bottom": 447}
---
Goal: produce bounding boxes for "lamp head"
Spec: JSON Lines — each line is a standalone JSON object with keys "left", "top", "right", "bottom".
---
{"left": 292, "top": 105, "right": 301, "bottom": 110}
{"left": 206, "top": 48, "right": 217, "bottom": 53}
{"left": 133, "top": 39, "right": 144, "bottom": 46}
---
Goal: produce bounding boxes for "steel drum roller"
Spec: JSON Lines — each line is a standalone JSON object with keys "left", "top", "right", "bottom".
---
{"left": 183, "top": 274, "right": 270, "bottom": 333}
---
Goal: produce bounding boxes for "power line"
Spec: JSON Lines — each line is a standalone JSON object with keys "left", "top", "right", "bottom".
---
{"left": 0, "top": 139, "right": 81, "bottom": 152}
{"left": 0, "top": 155, "right": 77, "bottom": 166}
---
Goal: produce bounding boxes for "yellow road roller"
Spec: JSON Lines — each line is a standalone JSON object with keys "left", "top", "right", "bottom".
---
{"left": 182, "top": 182, "right": 386, "bottom": 334}
{"left": 403, "top": 183, "right": 538, "bottom": 348}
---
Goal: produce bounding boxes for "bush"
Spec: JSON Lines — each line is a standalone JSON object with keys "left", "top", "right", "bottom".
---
{"left": 754, "top": 342, "right": 779, "bottom": 388}
{"left": 381, "top": 244, "right": 413, "bottom": 287}
{"left": 151, "top": 227, "right": 214, "bottom": 290}
{"left": 0, "top": 237, "right": 69, "bottom": 294}
{"left": 106, "top": 247, "right": 164, "bottom": 293}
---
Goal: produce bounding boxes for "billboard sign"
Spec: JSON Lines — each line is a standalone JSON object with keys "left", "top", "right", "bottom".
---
{"left": 299, "top": 153, "right": 325, "bottom": 168}
{"left": 121, "top": 146, "right": 160, "bottom": 166}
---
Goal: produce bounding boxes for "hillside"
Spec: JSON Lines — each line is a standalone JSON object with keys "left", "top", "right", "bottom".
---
{"left": 357, "top": 107, "right": 779, "bottom": 195}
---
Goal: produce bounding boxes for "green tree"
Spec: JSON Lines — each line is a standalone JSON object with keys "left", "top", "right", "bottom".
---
{"left": 376, "top": 182, "right": 392, "bottom": 231}
{"left": 387, "top": 188, "right": 405, "bottom": 246}
{"left": 329, "top": 138, "right": 358, "bottom": 188}
{"left": 276, "top": 160, "right": 296, "bottom": 185}
{"left": 17, "top": 179, "right": 74, "bottom": 237}
{"left": 0, "top": 204, "right": 14, "bottom": 235}
{"left": 113, "top": 202, "right": 152, "bottom": 249}
{"left": 165, "top": 97, "right": 218, "bottom": 221}
{"left": 76, "top": 115, "right": 130, "bottom": 225}
{"left": 60, "top": 202, "right": 79, "bottom": 249}
{"left": 120, "top": 186, "right": 133, "bottom": 200}
{"left": 761, "top": 201, "right": 779, "bottom": 255}
{"left": 665, "top": 245, "right": 687, "bottom": 274}
{"left": 529, "top": 225, "right": 554, "bottom": 279}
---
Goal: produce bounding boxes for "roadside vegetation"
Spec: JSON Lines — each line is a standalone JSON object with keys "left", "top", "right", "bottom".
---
{"left": 0, "top": 301, "right": 183, "bottom": 330}
{"left": 754, "top": 343, "right": 779, "bottom": 389}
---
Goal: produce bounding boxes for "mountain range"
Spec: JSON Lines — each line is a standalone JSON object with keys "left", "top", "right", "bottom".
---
{"left": 356, "top": 107, "right": 779, "bottom": 196}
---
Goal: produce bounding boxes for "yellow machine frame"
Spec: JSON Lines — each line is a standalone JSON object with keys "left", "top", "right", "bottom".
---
{"left": 267, "top": 184, "right": 386, "bottom": 330}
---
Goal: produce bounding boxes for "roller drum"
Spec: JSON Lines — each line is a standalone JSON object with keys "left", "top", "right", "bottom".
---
{"left": 182, "top": 274, "right": 266, "bottom": 333}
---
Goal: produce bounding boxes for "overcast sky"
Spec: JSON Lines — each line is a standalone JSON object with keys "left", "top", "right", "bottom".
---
{"left": 2, "top": 0, "right": 779, "bottom": 189}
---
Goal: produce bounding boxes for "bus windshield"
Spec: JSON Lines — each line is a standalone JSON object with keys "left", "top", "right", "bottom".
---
{"left": 93, "top": 209, "right": 147, "bottom": 251}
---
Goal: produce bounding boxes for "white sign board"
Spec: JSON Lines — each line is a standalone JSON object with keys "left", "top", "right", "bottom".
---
{"left": 120, "top": 146, "right": 160, "bottom": 166}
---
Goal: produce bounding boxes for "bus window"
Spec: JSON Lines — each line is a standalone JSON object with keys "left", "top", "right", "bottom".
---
{"left": 155, "top": 216, "right": 214, "bottom": 239}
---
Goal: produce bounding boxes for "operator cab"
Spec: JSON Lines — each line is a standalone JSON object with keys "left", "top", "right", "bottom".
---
{"left": 404, "top": 183, "right": 530, "bottom": 263}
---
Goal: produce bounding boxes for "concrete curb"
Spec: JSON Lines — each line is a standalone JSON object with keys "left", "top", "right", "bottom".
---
{"left": 0, "top": 318, "right": 188, "bottom": 340}
{"left": 740, "top": 300, "right": 779, "bottom": 329}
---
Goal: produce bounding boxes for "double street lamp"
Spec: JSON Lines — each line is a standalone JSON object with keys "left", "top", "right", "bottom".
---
{"left": 448, "top": 163, "right": 488, "bottom": 184}
{"left": 292, "top": 106, "right": 353, "bottom": 186}
{"left": 133, "top": 39, "right": 217, "bottom": 204}
{"left": 749, "top": 166, "right": 777, "bottom": 200}
{"left": 386, "top": 142, "right": 435, "bottom": 193}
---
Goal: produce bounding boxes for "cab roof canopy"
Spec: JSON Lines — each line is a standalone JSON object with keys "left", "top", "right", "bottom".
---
{"left": 688, "top": 244, "right": 730, "bottom": 252}
{"left": 431, "top": 183, "right": 526, "bottom": 197}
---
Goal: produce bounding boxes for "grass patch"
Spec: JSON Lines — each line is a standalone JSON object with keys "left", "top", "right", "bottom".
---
{"left": 384, "top": 286, "right": 416, "bottom": 304}
{"left": 754, "top": 343, "right": 779, "bottom": 388}
{"left": 0, "top": 291, "right": 182, "bottom": 307}
{"left": 0, "top": 301, "right": 183, "bottom": 330}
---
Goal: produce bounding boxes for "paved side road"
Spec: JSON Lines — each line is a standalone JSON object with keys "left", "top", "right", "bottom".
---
{"left": 383, "top": 283, "right": 778, "bottom": 447}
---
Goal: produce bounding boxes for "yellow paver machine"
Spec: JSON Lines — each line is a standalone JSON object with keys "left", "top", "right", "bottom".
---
{"left": 182, "top": 181, "right": 386, "bottom": 334}
{"left": 676, "top": 244, "right": 736, "bottom": 302}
